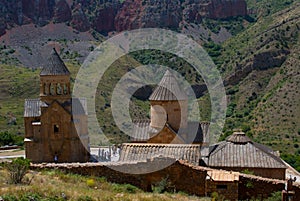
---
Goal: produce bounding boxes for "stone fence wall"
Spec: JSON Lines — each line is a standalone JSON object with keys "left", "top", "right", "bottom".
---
{"left": 31, "top": 158, "right": 300, "bottom": 200}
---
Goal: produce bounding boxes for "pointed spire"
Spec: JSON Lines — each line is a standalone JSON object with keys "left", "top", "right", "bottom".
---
{"left": 149, "top": 70, "right": 188, "bottom": 101}
{"left": 40, "top": 48, "right": 70, "bottom": 76}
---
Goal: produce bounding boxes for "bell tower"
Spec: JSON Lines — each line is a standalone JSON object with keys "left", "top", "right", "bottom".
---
{"left": 40, "top": 48, "right": 71, "bottom": 105}
{"left": 149, "top": 70, "right": 188, "bottom": 132}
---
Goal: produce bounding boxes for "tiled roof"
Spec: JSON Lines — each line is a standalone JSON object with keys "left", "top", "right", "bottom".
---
{"left": 149, "top": 70, "right": 188, "bottom": 101}
{"left": 208, "top": 132, "right": 286, "bottom": 169}
{"left": 24, "top": 99, "right": 47, "bottom": 117}
{"left": 226, "top": 131, "right": 252, "bottom": 144}
{"left": 207, "top": 170, "right": 239, "bottom": 181}
{"left": 40, "top": 48, "right": 70, "bottom": 76}
{"left": 131, "top": 119, "right": 160, "bottom": 141}
{"left": 119, "top": 143, "right": 202, "bottom": 165}
{"left": 131, "top": 120, "right": 204, "bottom": 143}
{"left": 24, "top": 98, "right": 87, "bottom": 117}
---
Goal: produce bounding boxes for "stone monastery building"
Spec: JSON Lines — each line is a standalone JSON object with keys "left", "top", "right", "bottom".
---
{"left": 24, "top": 48, "right": 89, "bottom": 163}
{"left": 120, "top": 70, "right": 287, "bottom": 180}
{"left": 23, "top": 49, "right": 288, "bottom": 181}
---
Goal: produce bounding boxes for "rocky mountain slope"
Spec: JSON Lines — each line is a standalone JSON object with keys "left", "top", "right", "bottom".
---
{"left": 217, "top": 1, "right": 300, "bottom": 155}
{"left": 0, "top": 0, "right": 299, "bottom": 168}
{"left": 0, "top": 0, "right": 247, "bottom": 37}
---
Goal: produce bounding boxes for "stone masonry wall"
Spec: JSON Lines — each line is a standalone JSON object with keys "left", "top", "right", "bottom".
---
{"left": 31, "top": 159, "right": 300, "bottom": 200}
{"left": 238, "top": 174, "right": 285, "bottom": 200}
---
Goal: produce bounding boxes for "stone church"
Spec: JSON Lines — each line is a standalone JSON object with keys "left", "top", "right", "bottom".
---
{"left": 24, "top": 48, "right": 90, "bottom": 163}
{"left": 119, "top": 70, "right": 287, "bottom": 180}
{"left": 119, "top": 70, "right": 210, "bottom": 165}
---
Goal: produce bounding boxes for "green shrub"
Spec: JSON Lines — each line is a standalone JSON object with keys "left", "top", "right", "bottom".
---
{"left": 77, "top": 196, "right": 94, "bottom": 201}
{"left": 112, "top": 183, "right": 139, "bottom": 194}
{"left": 265, "top": 191, "right": 281, "bottom": 201}
{"left": 151, "top": 177, "right": 173, "bottom": 194}
{"left": 5, "top": 157, "right": 30, "bottom": 184}
{"left": 241, "top": 169, "right": 254, "bottom": 175}
{"left": 1, "top": 195, "right": 18, "bottom": 201}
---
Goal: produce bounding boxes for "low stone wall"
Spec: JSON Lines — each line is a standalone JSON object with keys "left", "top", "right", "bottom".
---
{"left": 215, "top": 167, "right": 286, "bottom": 180}
{"left": 31, "top": 158, "right": 207, "bottom": 196}
{"left": 238, "top": 173, "right": 285, "bottom": 200}
{"left": 31, "top": 159, "right": 300, "bottom": 200}
{"left": 292, "top": 184, "right": 300, "bottom": 200}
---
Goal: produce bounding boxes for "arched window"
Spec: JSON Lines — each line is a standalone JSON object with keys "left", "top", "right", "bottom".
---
{"left": 63, "top": 84, "right": 68, "bottom": 95}
{"left": 57, "top": 83, "right": 62, "bottom": 95}
{"left": 50, "top": 83, "right": 55, "bottom": 95}
{"left": 43, "top": 83, "right": 47, "bottom": 95}
{"left": 54, "top": 124, "right": 59, "bottom": 133}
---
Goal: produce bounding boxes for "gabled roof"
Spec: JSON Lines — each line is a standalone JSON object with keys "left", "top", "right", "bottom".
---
{"left": 131, "top": 119, "right": 160, "bottom": 141}
{"left": 131, "top": 120, "right": 204, "bottom": 143}
{"left": 40, "top": 48, "right": 70, "bottom": 76}
{"left": 208, "top": 132, "right": 286, "bottom": 169}
{"left": 24, "top": 98, "right": 87, "bottom": 117}
{"left": 119, "top": 143, "right": 202, "bottom": 165}
{"left": 149, "top": 70, "right": 188, "bottom": 101}
{"left": 24, "top": 99, "right": 48, "bottom": 117}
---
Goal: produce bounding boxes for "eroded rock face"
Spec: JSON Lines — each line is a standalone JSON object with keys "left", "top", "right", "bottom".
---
{"left": 70, "top": 3, "right": 90, "bottom": 32}
{"left": 53, "top": 0, "right": 72, "bottom": 23}
{"left": 207, "top": 0, "right": 247, "bottom": 19}
{"left": 0, "top": 0, "right": 247, "bottom": 35}
{"left": 0, "top": 20, "right": 7, "bottom": 36}
{"left": 224, "top": 49, "right": 290, "bottom": 86}
{"left": 21, "top": 0, "right": 56, "bottom": 26}
{"left": 115, "top": 0, "right": 182, "bottom": 32}
{"left": 93, "top": 6, "right": 120, "bottom": 34}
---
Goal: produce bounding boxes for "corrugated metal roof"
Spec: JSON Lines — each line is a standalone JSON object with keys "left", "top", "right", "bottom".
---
{"left": 208, "top": 133, "right": 286, "bottom": 168}
{"left": 131, "top": 120, "right": 204, "bottom": 143}
{"left": 24, "top": 98, "right": 87, "bottom": 117}
{"left": 24, "top": 99, "right": 47, "bottom": 117}
{"left": 119, "top": 143, "right": 202, "bottom": 165}
{"left": 149, "top": 70, "right": 188, "bottom": 101}
{"left": 40, "top": 48, "right": 70, "bottom": 76}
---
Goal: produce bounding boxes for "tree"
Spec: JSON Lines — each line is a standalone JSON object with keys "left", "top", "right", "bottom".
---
{"left": 0, "top": 131, "right": 14, "bottom": 146}
{"left": 5, "top": 157, "right": 30, "bottom": 184}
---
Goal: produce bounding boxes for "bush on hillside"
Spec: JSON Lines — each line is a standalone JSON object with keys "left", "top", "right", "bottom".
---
{"left": 5, "top": 157, "right": 30, "bottom": 184}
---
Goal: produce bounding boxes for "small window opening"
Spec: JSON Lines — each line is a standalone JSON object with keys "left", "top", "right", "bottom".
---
{"left": 50, "top": 83, "right": 55, "bottom": 95}
{"left": 63, "top": 84, "right": 68, "bottom": 95}
{"left": 57, "top": 83, "right": 62, "bottom": 95}
{"left": 216, "top": 185, "right": 227, "bottom": 190}
{"left": 54, "top": 125, "right": 59, "bottom": 133}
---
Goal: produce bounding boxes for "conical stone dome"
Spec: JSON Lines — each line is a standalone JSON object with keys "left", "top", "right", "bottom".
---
{"left": 40, "top": 48, "right": 70, "bottom": 76}
{"left": 149, "top": 70, "right": 188, "bottom": 101}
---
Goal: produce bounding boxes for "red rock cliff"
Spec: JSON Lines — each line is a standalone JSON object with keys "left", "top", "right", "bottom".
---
{"left": 0, "top": 0, "right": 247, "bottom": 36}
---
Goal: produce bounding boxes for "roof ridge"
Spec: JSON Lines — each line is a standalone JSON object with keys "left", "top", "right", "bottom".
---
{"left": 40, "top": 48, "right": 70, "bottom": 76}
{"left": 252, "top": 142, "right": 286, "bottom": 167}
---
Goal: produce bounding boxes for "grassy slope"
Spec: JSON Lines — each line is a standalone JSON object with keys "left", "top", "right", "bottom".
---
{"left": 0, "top": 62, "right": 80, "bottom": 144}
{"left": 0, "top": 55, "right": 143, "bottom": 146}
{"left": 219, "top": 2, "right": 300, "bottom": 155}
{"left": 0, "top": 0, "right": 299, "bottom": 164}
{"left": 0, "top": 169, "right": 208, "bottom": 201}
{"left": 0, "top": 65, "right": 39, "bottom": 141}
